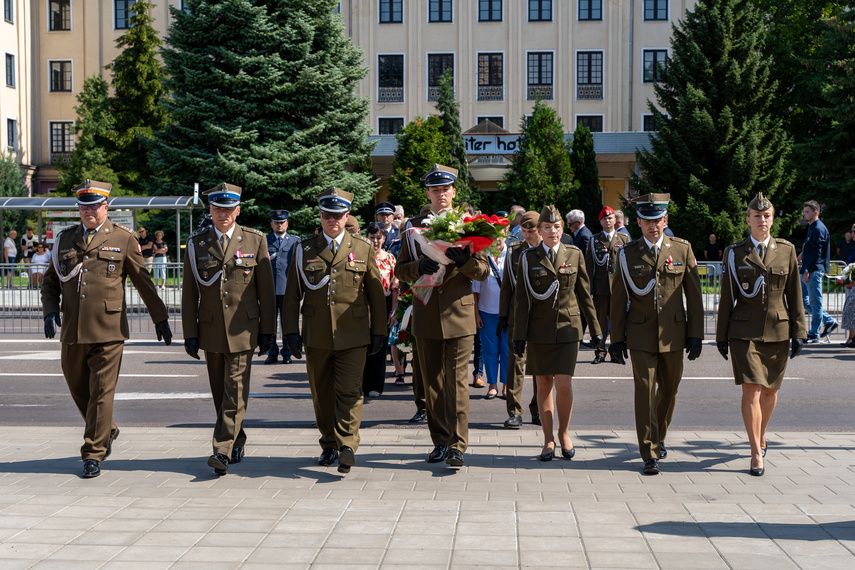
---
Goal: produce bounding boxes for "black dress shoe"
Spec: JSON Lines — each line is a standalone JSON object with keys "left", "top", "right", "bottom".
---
{"left": 82, "top": 459, "right": 101, "bottom": 478}
{"left": 643, "top": 458, "right": 660, "bottom": 475}
{"left": 750, "top": 466, "right": 765, "bottom": 476}
{"left": 318, "top": 448, "right": 339, "bottom": 466}
{"left": 105, "top": 428, "right": 120, "bottom": 459}
{"left": 591, "top": 355, "right": 606, "bottom": 364}
{"left": 207, "top": 453, "right": 229, "bottom": 475}
{"left": 580, "top": 341, "right": 593, "bottom": 348}
{"left": 531, "top": 413, "right": 541, "bottom": 426}
{"left": 264, "top": 353, "right": 278, "bottom": 364}
{"left": 338, "top": 446, "right": 356, "bottom": 474}
{"left": 538, "top": 447, "right": 555, "bottom": 462}
{"left": 410, "top": 409, "right": 427, "bottom": 423}
{"left": 446, "top": 449, "right": 464, "bottom": 467}
{"left": 504, "top": 414, "right": 522, "bottom": 428}
{"left": 610, "top": 355, "right": 620, "bottom": 363}
{"left": 561, "top": 447, "right": 575, "bottom": 460}
{"left": 230, "top": 447, "right": 244, "bottom": 464}
{"left": 282, "top": 356, "right": 292, "bottom": 364}
{"left": 427, "top": 445, "right": 447, "bottom": 463}
{"left": 659, "top": 442, "right": 667, "bottom": 459}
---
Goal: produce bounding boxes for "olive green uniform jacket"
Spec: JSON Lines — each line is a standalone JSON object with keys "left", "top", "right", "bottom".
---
{"left": 586, "top": 231, "right": 632, "bottom": 296}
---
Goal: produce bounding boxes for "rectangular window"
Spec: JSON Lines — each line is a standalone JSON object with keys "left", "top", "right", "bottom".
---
{"left": 115, "top": 0, "right": 135, "bottom": 30}
{"left": 429, "top": 0, "right": 452, "bottom": 23}
{"left": 6, "top": 119, "right": 16, "bottom": 152}
{"left": 427, "top": 53, "right": 453, "bottom": 101}
{"left": 5, "top": 53, "right": 14, "bottom": 88}
{"left": 477, "top": 53, "right": 503, "bottom": 101}
{"left": 49, "top": 61, "right": 72, "bottom": 92}
{"left": 528, "top": 0, "right": 552, "bottom": 22}
{"left": 577, "top": 51, "right": 603, "bottom": 99}
{"left": 379, "top": 0, "right": 402, "bottom": 23}
{"left": 378, "top": 118, "right": 404, "bottom": 135}
{"left": 333, "top": 2, "right": 341, "bottom": 14}
{"left": 49, "top": 0, "right": 71, "bottom": 30}
{"left": 644, "top": 0, "right": 667, "bottom": 21}
{"left": 579, "top": 0, "right": 602, "bottom": 21}
{"left": 477, "top": 116, "right": 504, "bottom": 129}
{"left": 527, "top": 52, "right": 553, "bottom": 100}
{"left": 377, "top": 54, "right": 404, "bottom": 103}
{"left": 479, "top": 0, "right": 501, "bottom": 22}
{"left": 4, "top": 0, "right": 12, "bottom": 23}
{"left": 50, "top": 121, "right": 75, "bottom": 165}
{"left": 577, "top": 115, "right": 603, "bottom": 132}
{"left": 642, "top": 114, "right": 659, "bottom": 132}
{"left": 643, "top": 49, "right": 668, "bottom": 82}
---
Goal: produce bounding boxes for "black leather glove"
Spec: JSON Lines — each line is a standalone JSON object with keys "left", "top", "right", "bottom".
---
{"left": 496, "top": 316, "right": 508, "bottom": 337}
{"left": 609, "top": 341, "right": 628, "bottom": 365}
{"left": 717, "top": 341, "right": 729, "bottom": 360}
{"left": 591, "top": 334, "right": 603, "bottom": 348}
{"left": 184, "top": 338, "right": 200, "bottom": 360}
{"left": 418, "top": 257, "right": 440, "bottom": 276}
{"left": 513, "top": 340, "right": 526, "bottom": 358}
{"left": 285, "top": 333, "right": 303, "bottom": 360}
{"left": 257, "top": 334, "right": 275, "bottom": 356}
{"left": 686, "top": 338, "right": 703, "bottom": 361}
{"left": 444, "top": 246, "right": 471, "bottom": 268}
{"left": 369, "top": 334, "right": 386, "bottom": 355}
{"left": 790, "top": 338, "right": 804, "bottom": 359}
{"left": 44, "top": 312, "right": 61, "bottom": 339}
{"left": 155, "top": 320, "right": 172, "bottom": 346}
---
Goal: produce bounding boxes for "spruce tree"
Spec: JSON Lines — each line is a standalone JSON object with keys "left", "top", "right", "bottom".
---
{"left": 498, "top": 99, "right": 578, "bottom": 213}
{"left": 149, "top": 0, "right": 376, "bottom": 231}
{"left": 798, "top": 10, "right": 855, "bottom": 232}
{"left": 388, "top": 115, "right": 451, "bottom": 216}
{"left": 570, "top": 124, "right": 602, "bottom": 229}
{"left": 56, "top": 75, "right": 120, "bottom": 195}
{"left": 105, "top": 0, "right": 166, "bottom": 195}
{"left": 631, "top": 0, "right": 792, "bottom": 250}
{"left": 435, "top": 69, "right": 478, "bottom": 207}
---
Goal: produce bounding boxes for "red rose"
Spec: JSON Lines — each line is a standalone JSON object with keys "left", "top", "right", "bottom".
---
{"left": 838, "top": 278, "right": 845, "bottom": 285}
{"left": 398, "top": 331, "right": 409, "bottom": 341}
{"left": 463, "top": 216, "right": 474, "bottom": 223}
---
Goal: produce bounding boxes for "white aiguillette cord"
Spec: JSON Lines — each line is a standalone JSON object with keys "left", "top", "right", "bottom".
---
{"left": 51, "top": 227, "right": 84, "bottom": 290}
{"left": 726, "top": 247, "right": 764, "bottom": 307}
{"left": 295, "top": 241, "right": 330, "bottom": 294}
{"left": 187, "top": 237, "right": 226, "bottom": 298}
{"left": 618, "top": 247, "right": 656, "bottom": 298}
{"left": 521, "top": 250, "right": 559, "bottom": 308}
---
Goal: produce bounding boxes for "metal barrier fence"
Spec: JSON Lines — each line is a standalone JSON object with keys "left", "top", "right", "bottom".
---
{"left": 0, "top": 261, "right": 849, "bottom": 338}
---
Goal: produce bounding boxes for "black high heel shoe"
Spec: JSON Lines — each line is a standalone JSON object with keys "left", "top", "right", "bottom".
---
{"left": 561, "top": 447, "right": 575, "bottom": 460}
{"left": 538, "top": 444, "right": 555, "bottom": 462}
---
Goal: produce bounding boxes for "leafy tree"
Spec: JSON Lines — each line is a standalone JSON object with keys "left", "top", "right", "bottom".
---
{"left": 499, "top": 99, "right": 578, "bottom": 214}
{"left": 435, "top": 69, "right": 478, "bottom": 207}
{"left": 387, "top": 115, "right": 451, "bottom": 216}
{"left": 631, "top": 0, "right": 793, "bottom": 250}
{"left": 56, "top": 75, "right": 119, "bottom": 195}
{"left": 0, "top": 150, "right": 28, "bottom": 233}
{"left": 149, "top": 0, "right": 376, "bottom": 231}
{"left": 797, "top": 10, "right": 855, "bottom": 232}
{"left": 105, "top": 0, "right": 167, "bottom": 195}
{"left": 570, "top": 124, "right": 602, "bottom": 230}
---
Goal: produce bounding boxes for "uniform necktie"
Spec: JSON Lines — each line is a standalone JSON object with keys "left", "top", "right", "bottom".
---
{"left": 651, "top": 244, "right": 658, "bottom": 259}
{"left": 277, "top": 236, "right": 282, "bottom": 247}
{"left": 547, "top": 248, "right": 555, "bottom": 266}
{"left": 330, "top": 240, "right": 338, "bottom": 256}
{"left": 758, "top": 243, "right": 766, "bottom": 261}
{"left": 220, "top": 234, "right": 229, "bottom": 251}
{"left": 85, "top": 230, "right": 95, "bottom": 245}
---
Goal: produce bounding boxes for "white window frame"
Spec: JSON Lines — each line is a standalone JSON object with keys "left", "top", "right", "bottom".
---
{"left": 527, "top": 0, "right": 553, "bottom": 22}
{"left": 377, "top": 52, "right": 405, "bottom": 104}
{"left": 428, "top": 0, "right": 454, "bottom": 24}
{"left": 378, "top": 0, "right": 404, "bottom": 24}
{"left": 477, "top": 0, "right": 502, "bottom": 23}
{"left": 574, "top": 48, "right": 605, "bottom": 101}
{"left": 641, "top": 47, "right": 669, "bottom": 83}
{"left": 48, "top": 120, "right": 76, "bottom": 158}
{"left": 377, "top": 116, "right": 406, "bottom": 135}
{"left": 48, "top": 59, "right": 74, "bottom": 93}
{"left": 4, "top": 0, "right": 13, "bottom": 23}
{"left": 525, "top": 49, "right": 556, "bottom": 101}
{"left": 113, "top": 0, "right": 135, "bottom": 31}
{"left": 475, "top": 116, "right": 506, "bottom": 129}
{"left": 641, "top": 112, "right": 669, "bottom": 132}
{"left": 48, "top": 0, "right": 73, "bottom": 32}
{"left": 574, "top": 113, "right": 605, "bottom": 133}
{"left": 476, "top": 50, "right": 505, "bottom": 103}
{"left": 6, "top": 118, "right": 17, "bottom": 153}
{"left": 426, "top": 51, "right": 456, "bottom": 102}
{"left": 577, "top": 0, "right": 603, "bottom": 21}
{"left": 5, "top": 53, "right": 14, "bottom": 88}
{"left": 643, "top": 0, "right": 669, "bottom": 22}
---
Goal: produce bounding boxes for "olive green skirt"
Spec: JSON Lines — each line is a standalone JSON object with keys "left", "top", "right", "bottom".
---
{"left": 525, "top": 341, "right": 580, "bottom": 376}
{"left": 730, "top": 338, "right": 789, "bottom": 390}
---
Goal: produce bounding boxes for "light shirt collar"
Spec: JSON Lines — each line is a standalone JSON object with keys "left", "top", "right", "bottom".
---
{"left": 323, "top": 231, "right": 345, "bottom": 248}
{"left": 84, "top": 221, "right": 106, "bottom": 239}
{"left": 214, "top": 225, "right": 236, "bottom": 241}
{"left": 643, "top": 235, "right": 665, "bottom": 251}
{"left": 605, "top": 230, "right": 615, "bottom": 241}
{"left": 542, "top": 242, "right": 559, "bottom": 257}
{"left": 750, "top": 235, "right": 771, "bottom": 250}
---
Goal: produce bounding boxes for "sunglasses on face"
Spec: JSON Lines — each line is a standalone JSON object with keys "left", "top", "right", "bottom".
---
{"left": 78, "top": 203, "right": 104, "bottom": 211}
{"left": 321, "top": 212, "right": 346, "bottom": 220}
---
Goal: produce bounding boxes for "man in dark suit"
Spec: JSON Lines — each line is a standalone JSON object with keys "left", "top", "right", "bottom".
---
{"left": 562, "top": 209, "right": 593, "bottom": 255}
{"left": 42, "top": 180, "right": 172, "bottom": 478}
{"left": 265, "top": 210, "right": 300, "bottom": 364}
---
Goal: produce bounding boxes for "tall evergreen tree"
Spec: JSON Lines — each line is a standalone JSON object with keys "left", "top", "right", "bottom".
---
{"left": 499, "top": 99, "right": 578, "bottom": 213}
{"left": 149, "top": 0, "right": 376, "bottom": 231}
{"left": 435, "top": 69, "right": 478, "bottom": 207}
{"left": 798, "top": 10, "right": 855, "bottom": 232}
{"left": 56, "top": 75, "right": 120, "bottom": 195}
{"left": 388, "top": 115, "right": 451, "bottom": 216}
{"left": 105, "top": 0, "right": 166, "bottom": 195}
{"left": 0, "top": 150, "right": 28, "bottom": 233}
{"left": 570, "top": 124, "right": 601, "bottom": 228}
{"left": 631, "top": 0, "right": 793, "bottom": 250}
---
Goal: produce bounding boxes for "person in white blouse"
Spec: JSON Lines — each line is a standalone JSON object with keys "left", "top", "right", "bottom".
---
{"left": 473, "top": 231, "right": 508, "bottom": 400}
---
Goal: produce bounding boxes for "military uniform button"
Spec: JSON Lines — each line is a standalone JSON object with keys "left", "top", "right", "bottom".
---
{"left": 658, "top": 307, "right": 662, "bottom": 311}
{"left": 332, "top": 269, "right": 337, "bottom": 274}
{"left": 763, "top": 307, "right": 767, "bottom": 311}
{"left": 439, "top": 290, "right": 443, "bottom": 294}
{"left": 225, "top": 305, "right": 229, "bottom": 309}
{"left": 80, "top": 295, "right": 85, "bottom": 299}
{"left": 331, "top": 279, "right": 336, "bottom": 284}
{"left": 84, "top": 256, "right": 89, "bottom": 260}
{"left": 330, "top": 301, "right": 335, "bottom": 305}
{"left": 82, "top": 282, "right": 86, "bottom": 286}
{"left": 83, "top": 269, "right": 88, "bottom": 273}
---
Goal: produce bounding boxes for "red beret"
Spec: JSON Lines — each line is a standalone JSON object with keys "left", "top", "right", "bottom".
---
{"left": 598, "top": 206, "right": 615, "bottom": 220}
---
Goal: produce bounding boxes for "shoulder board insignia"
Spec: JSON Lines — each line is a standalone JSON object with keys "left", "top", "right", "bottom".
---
{"left": 670, "top": 237, "right": 689, "bottom": 245}
{"left": 568, "top": 244, "right": 580, "bottom": 251}
{"left": 774, "top": 238, "right": 793, "bottom": 247}
{"left": 301, "top": 235, "right": 316, "bottom": 243}
{"left": 351, "top": 234, "right": 371, "bottom": 245}
{"left": 242, "top": 227, "right": 265, "bottom": 236}
{"left": 114, "top": 223, "right": 134, "bottom": 234}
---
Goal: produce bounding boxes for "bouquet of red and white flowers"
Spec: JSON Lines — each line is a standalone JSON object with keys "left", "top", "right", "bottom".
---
{"left": 836, "top": 263, "right": 855, "bottom": 286}
{"left": 405, "top": 208, "right": 510, "bottom": 303}
{"left": 389, "top": 289, "right": 414, "bottom": 352}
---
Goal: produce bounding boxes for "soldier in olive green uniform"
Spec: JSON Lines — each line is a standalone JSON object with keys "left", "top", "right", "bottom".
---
{"left": 585, "top": 206, "right": 632, "bottom": 364}
{"left": 497, "top": 211, "right": 541, "bottom": 428}
{"left": 395, "top": 165, "right": 490, "bottom": 467}
{"left": 42, "top": 180, "right": 172, "bottom": 479}
{"left": 182, "top": 184, "right": 276, "bottom": 475}
{"left": 282, "top": 188, "right": 387, "bottom": 474}
{"left": 609, "top": 193, "right": 704, "bottom": 475}
{"left": 513, "top": 206, "right": 602, "bottom": 461}
{"left": 716, "top": 193, "right": 806, "bottom": 477}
